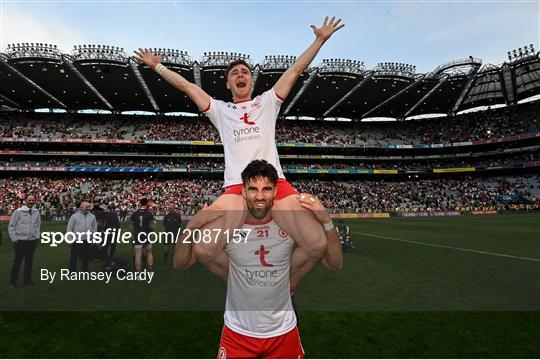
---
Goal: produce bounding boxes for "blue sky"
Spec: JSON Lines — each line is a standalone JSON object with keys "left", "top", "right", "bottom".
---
{"left": 0, "top": 0, "right": 538, "bottom": 73}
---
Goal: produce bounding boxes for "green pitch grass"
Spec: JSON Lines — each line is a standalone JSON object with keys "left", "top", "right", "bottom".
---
{"left": 0, "top": 214, "right": 539, "bottom": 358}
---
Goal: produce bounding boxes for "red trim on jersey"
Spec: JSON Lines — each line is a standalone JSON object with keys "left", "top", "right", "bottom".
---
{"left": 218, "top": 326, "right": 304, "bottom": 359}
{"left": 275, "top": 91, "right": 285, "bottom": 102}
{"left": 244, "top": 218, "right": 273, "bottom": 225}
{"left": 233, "top": 98, "right": 251, "bottom": 104}
{"left": 222, "top": 183, "right": 243, "bottom": 196}
{"left": 222, "top": 179, "right": 299, "bottom": 200}
{"left": 202, "top": 102, "right": 211, "bottom": 113}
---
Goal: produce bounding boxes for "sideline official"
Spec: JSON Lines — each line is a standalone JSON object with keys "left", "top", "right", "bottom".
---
{"left": 163, "top": 203, "right": 182, "bottom": 266}
{"left": 8, "top": 194, "right": 41, "bottom": 289}
{"left": 67, "top": 201, "right": 97, "bottom": 271}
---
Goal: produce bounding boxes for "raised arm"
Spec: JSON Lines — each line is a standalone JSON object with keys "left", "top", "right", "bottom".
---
{"left": 274, "top": 17, "right": 344, "bottom": 100}
{"left": 133, "top": 49, "right": 211, "bottom": 111}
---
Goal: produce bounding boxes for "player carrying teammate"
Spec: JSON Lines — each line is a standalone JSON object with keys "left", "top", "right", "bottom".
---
{"left": 133, "top": 16, "right": 345, "bottom": 268}
{"left": 174, "top": 160, "right": 343, "bottom": 358}
{"left": 130, "top": 198, "right": 156, "bottom": 271}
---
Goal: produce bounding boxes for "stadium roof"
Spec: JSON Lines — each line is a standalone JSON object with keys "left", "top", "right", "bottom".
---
{"left": 1, "top": 44, "right": 539, "bottom": 119}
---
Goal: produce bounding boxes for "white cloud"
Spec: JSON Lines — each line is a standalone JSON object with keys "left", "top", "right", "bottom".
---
{"left": 1, "top": 5, "right": 84, "bottom": 53}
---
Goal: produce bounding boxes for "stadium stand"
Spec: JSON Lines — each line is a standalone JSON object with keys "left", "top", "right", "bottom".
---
{"left": 1, "top": 44, "right": 539, "bottom": 222}
{"left": 1, "top": 101, "right": 538, "bottom": 145}
{"left": 1, "top": 175, "right": 538, "bottom": 219}
{"left": 0, "top": 150, "right": 539, "bottom": 170}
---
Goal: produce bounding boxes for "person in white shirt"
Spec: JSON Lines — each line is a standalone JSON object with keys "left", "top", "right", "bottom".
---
{"left": 174, "top": 159, "right": 343, "bottom": 358}
{"left": 8, "top": 194, "right": 41, "bottom": 289}
{"left": 134, "top": 16, "right": 345, "bottom": 273}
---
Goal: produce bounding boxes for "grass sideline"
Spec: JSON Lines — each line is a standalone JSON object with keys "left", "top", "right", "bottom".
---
{"left": 0, "top": 214, "right": 539, "bottom": 357}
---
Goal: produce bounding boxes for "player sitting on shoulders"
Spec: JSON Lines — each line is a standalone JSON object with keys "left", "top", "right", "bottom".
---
{"left": 134, "top": 17, "right": 346, "bottom": 274}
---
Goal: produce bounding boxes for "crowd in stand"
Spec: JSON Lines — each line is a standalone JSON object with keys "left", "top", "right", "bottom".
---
{"left": 1, "top": 175, "right": 538, "bottom": 219}
{"left": 0, "top": 158, "right": 225, "bottom": 170}
{"left": 1, "top": 101, "right": 538, "bottom": 145}
{"left": 0, "top": 177, "right": 222, "bottom": 220}
{"left": 2, "top": 151, "right": 538, "bottom": 171}
{"left": 293, "top": 176, "right": 540, "bottom": 214}
{"left": 1, "top": 102, "right": 539, "bottom": 220}
{"left": 144, "top": 120, "right": 219, "bottom": 142}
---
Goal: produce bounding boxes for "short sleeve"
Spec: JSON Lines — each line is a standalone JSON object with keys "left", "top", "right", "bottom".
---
{"left": 260, "top": 87, "right": 284, "bottom": 125}
{"left": 273, "top": 88, "right": 285, "bottom": 104}
{"left": 203, "top": 97, "right": 222, "bottom": 129}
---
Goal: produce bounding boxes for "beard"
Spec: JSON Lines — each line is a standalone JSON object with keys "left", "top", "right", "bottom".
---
{"left": 247, "top": 202, "right": 271, "bottom": 219}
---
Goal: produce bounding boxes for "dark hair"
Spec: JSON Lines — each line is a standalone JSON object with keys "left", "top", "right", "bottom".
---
{"left": 140, "top": 198, "right": 149, "bottom": 207}
{"left": 225, "top": 59, "right": 252, "bottom": 79}
{"left": 241, "top": 160, "right": 278, "bottom": 187}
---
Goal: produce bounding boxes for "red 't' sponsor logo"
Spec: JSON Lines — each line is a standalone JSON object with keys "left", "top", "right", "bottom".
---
{"left": 255, "top": 245, "right": 273, "bottom": 267}
{"left": 241, "top": 113, "right": 256, "bottom": 125}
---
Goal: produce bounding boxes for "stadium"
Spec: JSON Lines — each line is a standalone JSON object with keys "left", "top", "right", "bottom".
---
{"left": 1, "top": 14, "right": 539, "bottom": 360}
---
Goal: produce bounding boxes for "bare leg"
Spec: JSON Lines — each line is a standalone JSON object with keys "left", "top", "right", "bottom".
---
{"left": 272, "top": 195, "right": 327, "bottom": 260}
{"left": 134, "top": 246, "right": 143, "bottom": 271}
{"left": 146, "top": 248, "right": 154, "bottom": 269}
{"left": 192, "top": 194, "right": 246, "bottom": 266}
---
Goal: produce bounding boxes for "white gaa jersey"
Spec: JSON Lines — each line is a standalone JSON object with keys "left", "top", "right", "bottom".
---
{"left": 224, "top": 219, "right": 296, "bottom": 338}
{"left": 203, "top": 88, "right": 286, "bottom": 187}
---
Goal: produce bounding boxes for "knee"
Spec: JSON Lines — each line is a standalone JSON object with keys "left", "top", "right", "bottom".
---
{"left": 304, "top": 238, "right": 327, "bottom": 261}
{"left": 193, "top": 243, "right": 217, "bottom": 265}
{"left": 303, "top": 222, "right": 328, "bottom": 260}
{"left": 173, "top": 258, "right": 190, "bottom": 270}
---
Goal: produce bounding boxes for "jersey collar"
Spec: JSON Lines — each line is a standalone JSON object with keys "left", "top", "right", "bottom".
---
{"left": 244, "top": 217, "right": 273, "bottom": 225}
{"left": 233, "top": 98, "right": 251, "bottom": 104}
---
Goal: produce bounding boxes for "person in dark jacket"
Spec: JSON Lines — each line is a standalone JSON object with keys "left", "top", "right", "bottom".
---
{"left": 103, "top": 206, "right": 120, "bottom": 259}
{"left": 163, "top": 203, "right": 182, "bottom": 266}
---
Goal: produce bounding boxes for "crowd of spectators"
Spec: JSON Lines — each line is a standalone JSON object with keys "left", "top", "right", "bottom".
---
{"left": 0, "top": 177, "right": 221, "bottom": 221}
{"left": 1, "top": 101, "right": 538, "bottom": 145}
{"left": 0, "top": 158, "right": 225, "bottom": 170}
{"left": 292, "top": 175, "right": 540, "bottom": 214}
{"left": 1, "top": 175, "right": 538, "bottom": 220}
{"left": 2, "top": 151, "right": 538, "bottom": 171}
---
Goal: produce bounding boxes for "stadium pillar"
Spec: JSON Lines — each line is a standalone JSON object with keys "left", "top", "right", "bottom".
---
{"left": 362, "top": 75, "right": 426, "bottom": 118}
{"left": 0, "top": 56, "right": 66, "bottom": 109}
{"left": 283, "top": 69, "right": 318, "bottom": 116}
{"left": 323, "top": 72, "right": 374, "bottom": 118}
{"left": 501, "top": 64, "right": 517, "bottom": 106}
{"left": 450, "top": 63, "right": 481, "bottom": 115}
{"left": 403, "top": 75, "right": 448, "bottom": 118}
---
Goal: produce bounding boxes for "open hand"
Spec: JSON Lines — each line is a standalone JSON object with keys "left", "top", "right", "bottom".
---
{"left": 133, "top": 48, "right": 163, "bottom": 70}
{"left": 311, "top": 16, "right": 344, "bottom": 42}
{"left": 296, "top": 193, "right": 332, "bottom": 224}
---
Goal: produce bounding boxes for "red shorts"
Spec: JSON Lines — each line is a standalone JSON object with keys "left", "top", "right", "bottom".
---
{"left": 223, "top": 179, "right": 299, "bottom": 200}
{"left": 218, "top": 326, "right": 304, "bottom": 359}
